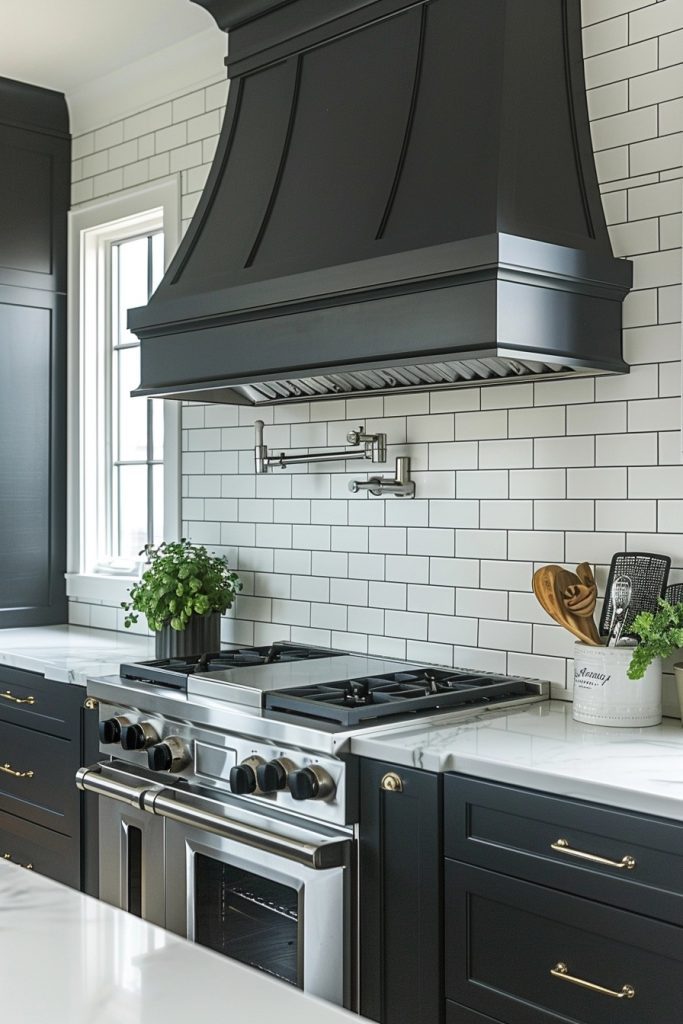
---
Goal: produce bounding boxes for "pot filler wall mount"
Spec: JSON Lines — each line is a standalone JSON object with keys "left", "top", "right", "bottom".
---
{"left": 127, "top": 0, "right": 633, "bottom": 409}
{"left": 254, "top": 420, "right": 415, "bottom": 497}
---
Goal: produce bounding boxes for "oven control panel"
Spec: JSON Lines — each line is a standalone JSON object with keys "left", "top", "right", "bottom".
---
{"left": 97, "top": 704, "right": 353, "bottom": 826}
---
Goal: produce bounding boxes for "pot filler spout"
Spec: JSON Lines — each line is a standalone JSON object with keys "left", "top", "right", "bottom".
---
{"left": 128, "top": 0, "right": 633, "bottom": 407}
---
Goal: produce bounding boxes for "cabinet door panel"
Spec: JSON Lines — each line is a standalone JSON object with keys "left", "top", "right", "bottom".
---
{"left": 0, "top": 287, "right": 66, "bottom": 626}
{"left": 0, "top": 719, "right": 78, "bottom": 834}
{"left": 359, "top": 759, "right": 442, "bottom": 1024}
{"left": 0, "top": 124, "right": 69, "bottom": 292}
{"left": 0, "top": 666, "right": 81, "bottom": 740}
{"left": 444, "top": 775, "right": 683, "bottom": 926}
{"left": 445, "top": 861, "right": 683, "bottom": 1023}
{"left": 0, "top": 807, "right": 78, "bottom": 888}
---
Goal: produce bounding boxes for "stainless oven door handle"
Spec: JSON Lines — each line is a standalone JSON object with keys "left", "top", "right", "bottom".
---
{"left": 143, "top": 788, "right": 351, "bottom": 870}
{"left": 75, "top": 764, "right": 162, "bottom": 808}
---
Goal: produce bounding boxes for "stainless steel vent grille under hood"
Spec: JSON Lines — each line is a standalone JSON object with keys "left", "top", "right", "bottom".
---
{"left": 129, "top": 0, "right": 633, "bottom": 407}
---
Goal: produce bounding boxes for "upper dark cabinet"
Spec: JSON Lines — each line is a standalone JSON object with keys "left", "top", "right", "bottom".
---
{"left": 0, "top": 77, "right": 69, "bottom": 626}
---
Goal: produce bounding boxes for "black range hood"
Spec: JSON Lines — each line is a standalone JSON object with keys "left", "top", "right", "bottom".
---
{"left": 129, "top": 0, "right": 632, "bottom": 406}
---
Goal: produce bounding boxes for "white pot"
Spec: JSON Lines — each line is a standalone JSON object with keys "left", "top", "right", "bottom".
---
{"left": 572, "top": 642, "right": 662, "bottom": 728}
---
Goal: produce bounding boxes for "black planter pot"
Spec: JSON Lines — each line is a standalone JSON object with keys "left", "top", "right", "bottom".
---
{"left": 154, "top": 612, "right": 221, "bottom": 659}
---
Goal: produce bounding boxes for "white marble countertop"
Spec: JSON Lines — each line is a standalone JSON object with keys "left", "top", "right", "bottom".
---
{"left": 0, "top": 624, "right": 155, "bottom": 685}
{"left": 0, "top": 859, "right": 364, "bottom": 1024}
{"left": 351, "top": 700, "right": 683, "bottom": 822}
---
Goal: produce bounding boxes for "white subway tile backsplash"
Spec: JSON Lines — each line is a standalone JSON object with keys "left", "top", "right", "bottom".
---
{"left": 479, "top": 438, "right": 533, "bottom": 469}
{"left": 509, "top": 405, "right": 565, "bottom": 438}
{"left": 428, "top": 500, "right": 478, "bottom": 529}
{"left": 384, "top": 609, "right": 428, "bottom": 640}
{"left": 596, "top": 499, "right": 657, "bottom": 531}
{"left": 457, "top": 588, "right": 507, "bottom": 621}
{"left": 481, "top": 500, "right": 533, "bottom": 530}
{"left": 480, "top": 560, "right": 533, "bottom": 592}
{"left": 430, "top": 557, "right": 479, "bottom": 588}
{"left": 408, "top": 584, "right": 455, "bottom": 615}
{"left": 509, "top": 469, "right": 566, "bottom": 499}
{"left": 457, "top": 470, "right": 508, "bottom": 499}
{"left": 508, "top": 531, "right": 564, "bottom": 562}
{"left": 455, "top": 409, "right": 507, "bottom": 441}
{"left": 535, "top": 436, "right": 595, "bottom": 467}
{"left": 479, "top": 618, "right": 532, "bottom": 654}
{"left": 629, "top": 396, "right": 681, "bottom": 432}
{"left": 568, "top": 467, "right": 627, "bottom": 498}
{"left": 428, "top": 614, "right": 478, "bottom": 647}
{"left": 566, "top": 401, "right": 627, "bottom": 435}
{"left": 535, "top": 501, "right": 595, "bottom": 531}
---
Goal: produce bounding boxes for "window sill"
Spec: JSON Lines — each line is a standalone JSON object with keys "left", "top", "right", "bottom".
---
{"left": 65, "top": 573, "right": 137, "bottom": 606}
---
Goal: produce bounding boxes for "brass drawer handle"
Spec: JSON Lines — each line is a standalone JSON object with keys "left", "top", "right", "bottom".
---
{"left": 551, "top": 962, "right": 635, "bottom": 1000}
{"left": 380, "top": 772, "right": 403, "bottom": 792}
{"left": 0, "top": 690, "right": 35, "bottom": 706}
{"left": 0, "top": 762, "right": 34, "bottom": 779}
{"left": 3, "top": 853, "right": 33, "bottom": 870}
{"left": 551, "top": 838, "right": 636, "bottom": 870}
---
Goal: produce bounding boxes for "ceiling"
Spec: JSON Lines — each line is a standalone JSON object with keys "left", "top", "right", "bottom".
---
{"left": 0, "top": 0, "right": 216, "bottom": 94}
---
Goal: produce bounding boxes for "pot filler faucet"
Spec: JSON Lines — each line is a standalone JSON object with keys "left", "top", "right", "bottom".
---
{"left": 253, "top": 420, "right": 415, "bottom": 497}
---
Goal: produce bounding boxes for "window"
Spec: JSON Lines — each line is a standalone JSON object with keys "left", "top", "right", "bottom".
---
{"left": 67, "top": 179, "right": 180, "bottom": 604}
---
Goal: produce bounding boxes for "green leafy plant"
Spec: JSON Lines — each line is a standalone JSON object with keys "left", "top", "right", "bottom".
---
{"left": 122, "top": 540, "right": 242, "bottom": 632}
{"left": 627, "top": 598, "right": 683, "bottom": 680}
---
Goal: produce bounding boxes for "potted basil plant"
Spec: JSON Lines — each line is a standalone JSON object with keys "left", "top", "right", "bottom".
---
{"left": 122, "top": 540, "right": 242, "bottom": 658}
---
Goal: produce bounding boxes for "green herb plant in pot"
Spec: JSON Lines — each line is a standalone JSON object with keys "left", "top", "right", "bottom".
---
{"left": 627, "top": 598, "right": 683, "bottom": 728}
{"left": 122, "top": 540, "right": 242, "bottom": 658}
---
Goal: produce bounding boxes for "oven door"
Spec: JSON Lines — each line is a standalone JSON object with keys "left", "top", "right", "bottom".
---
{"left": 155, "top": 787, "right": 352, "bottom": 1007}
{"left": 77, "top": 763, "right": 165, "bottom": 927}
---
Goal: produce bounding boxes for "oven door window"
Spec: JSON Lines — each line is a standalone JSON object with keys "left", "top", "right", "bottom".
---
{"left": 193, "top": 854, "right": 302, "bottom": 987}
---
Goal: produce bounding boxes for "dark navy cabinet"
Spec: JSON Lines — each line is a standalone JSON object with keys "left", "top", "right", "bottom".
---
{"left": 0, "top": 665, "right": 99, "bottom": 892}
{"left": 359, "top": 759, "right": 443, "bottom": 1024}
{"left": 0, "top": 77, "right": 69, "bottom": 627}
{"left": 443, "top": 775, "right": 683, "bottom": 1024}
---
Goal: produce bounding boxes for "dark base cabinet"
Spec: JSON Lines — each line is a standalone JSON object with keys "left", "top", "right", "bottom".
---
{"left": 445, "top": 863, "right": 683, "bottom": 1023}
{"left": 359, "top": 759, "right": 443, "bottom": 1024}
{"left": 359, "top": 766, "right": 683, "bottom": 1024}
{"left": 0, "top": 665, "right": 99, "bottom": 893}
{"left": 443, "top": 775, "right": 683, "bottom": 1024}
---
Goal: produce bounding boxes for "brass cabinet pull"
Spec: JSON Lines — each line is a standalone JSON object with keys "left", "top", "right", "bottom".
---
{"left": 551, "top": 962, "right": 635, "bottom": 999}
{"left": 83, "top": 697, "right": 98, "bottom": 711}
{"left": 3, "top": 853, "right": 33, "bottom": 870}
{"left": 0, "top": 762, "right": 34, "bottom": 779}
{"left": 551, "top": 837, "right": 636, "bottom": 871}
{"left": 380, "top": 772, "right": 403, "bottom": 792}
{"left": 0, "top": 690, "right": 35, "bottom": 706}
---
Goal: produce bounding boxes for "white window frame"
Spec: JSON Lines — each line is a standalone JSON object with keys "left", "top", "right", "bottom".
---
{"left": 66, "top": 178, "right": 181, "bottom": 606}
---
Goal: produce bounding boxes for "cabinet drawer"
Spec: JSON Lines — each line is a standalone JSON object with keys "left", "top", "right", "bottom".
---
{"left": 445, "top": 862, "right": 683, "bottom": 1023}
{"left": 0, "top": 719, "right": 79, "bottom": 834}
{"left": 0, "top": 666, "right": 81, "bottom": 739}
{"left": 444, "top": 775, "right": 683, "bottom": 925}
{"left": 0, "top": 808, "right": 79, "bottom": 888}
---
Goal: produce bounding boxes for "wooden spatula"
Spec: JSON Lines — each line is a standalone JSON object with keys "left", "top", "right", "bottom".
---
{"left": 533, "top": 564, "right": 601, "bottom": 646}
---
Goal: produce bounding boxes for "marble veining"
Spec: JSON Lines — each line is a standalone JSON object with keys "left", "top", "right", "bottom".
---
{"left": 0, "top": 624, "right": 155, "bottom": 684}
{"left": 351, "top": 701, "right": 683, "bottom": 821}
{"left": 0, "top": 860, "right": 363, "bottom": 1024}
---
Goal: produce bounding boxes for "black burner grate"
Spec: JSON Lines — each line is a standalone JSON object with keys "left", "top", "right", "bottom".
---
{"left": 265, "top": 669, "right": 531, "bottom": 725}
{"left": 120, "top": 643, "right": 339, "bottom": 690}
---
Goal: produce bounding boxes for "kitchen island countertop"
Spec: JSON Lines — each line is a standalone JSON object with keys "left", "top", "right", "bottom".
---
{"left": 351, "top": 699, "right": 683, "bottom": 822}
{"left": 0, "top": 858, "right": 364, "bottom": 1024}
{"left": 0, "top": 624, "right": 155, "bottom": 684}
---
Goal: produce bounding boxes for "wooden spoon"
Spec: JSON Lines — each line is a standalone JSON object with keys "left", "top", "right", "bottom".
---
{"left": 563, "top": 583, "right": 597, "bottom": 617}
{"left": 533, "top": 565, "right": 601, "bottom": 646}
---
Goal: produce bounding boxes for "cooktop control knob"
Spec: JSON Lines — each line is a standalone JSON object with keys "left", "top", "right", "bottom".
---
{"left": 256, "top": 758, "right": 295, "bottom": 794}
{"left": 147, "top": 736, "right": 190, "bottom": 774}
{"left": 98, "top": 716, "right": 130, "bottom": 745}
{"left": 120, "top": 722, "right": 160, "bottom": 751}
{"left": 229, "top": 756, "right": 265, "bottom": 795}
{"left": 287, "top": 765, "right": 335, "bottom": 802}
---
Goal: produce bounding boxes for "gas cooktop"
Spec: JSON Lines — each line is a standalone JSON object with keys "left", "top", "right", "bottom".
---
{"left": 119, "top": 642, "right": 546, "bottom": 723}
{"left": 264, "top": 667, "right": 536, "bottom": 725}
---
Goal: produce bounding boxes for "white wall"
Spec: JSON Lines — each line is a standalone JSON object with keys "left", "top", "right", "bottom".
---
{"left": 68, "top": 0, "right": 683, "bottom": 714}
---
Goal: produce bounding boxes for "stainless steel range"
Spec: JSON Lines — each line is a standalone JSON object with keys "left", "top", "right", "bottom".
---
{"left": 77, "top": 642, "right": 548, "bottom": 1008}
